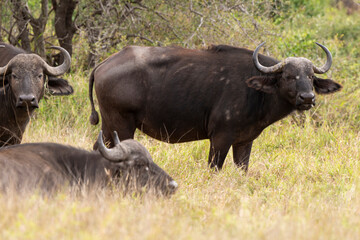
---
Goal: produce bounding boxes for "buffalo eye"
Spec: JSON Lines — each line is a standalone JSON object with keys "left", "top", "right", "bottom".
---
{"left": 38, "top": 74, "right": 43, "bottom": 79}
{"left": 11, "top": 74, "right": 18, "bottom": 79}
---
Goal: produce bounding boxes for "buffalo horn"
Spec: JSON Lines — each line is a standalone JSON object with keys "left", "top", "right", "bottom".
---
{"left": 0, "top": 64, "right": 8, "bottom": 75}
{"left": 112, "top": 131, "right": 121, "bottom": 146}
{"left": 0, "top": 45, "right": 8, "bottom": 75}
{"left": 253, "top": 42, "right": 284, "bottom": 74}
{"left": 0, "top": 46, "right": 71, "bottom": 76}
{"left": 313, "top": 42, "right": 332, "bottom": 74}
{"left": 42, "top": 46, "right": 71, "bottom": 76}
{"left": 97, "top": 130, "right": 129, "bottom": 162}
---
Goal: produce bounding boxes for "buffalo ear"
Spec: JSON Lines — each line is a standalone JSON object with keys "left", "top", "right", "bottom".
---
{"left": 246, "top": 75, "right": 277, "bottom": 94}
{"left": 313, "top": 76, "right": 342, "bottom": 94}
{"left": 47, "top": 76, "right": 74, "bottom": 95}
{"left": 1, "top": 74, "right": 10, "bottom": 87}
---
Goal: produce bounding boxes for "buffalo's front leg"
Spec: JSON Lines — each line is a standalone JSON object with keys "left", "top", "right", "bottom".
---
{"left": 208, "top": 134, "right": 233, "bottom": 170}
{"left": 232, "top": 141, "right": 253, "bottom": 171}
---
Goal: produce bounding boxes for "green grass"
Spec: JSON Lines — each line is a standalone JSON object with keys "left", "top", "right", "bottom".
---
{"left": 1, "top": 1, "right": 360, "bottom": 239}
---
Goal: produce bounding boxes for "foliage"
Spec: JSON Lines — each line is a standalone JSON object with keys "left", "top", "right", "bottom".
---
{"left": 74, "top": 0, "right": 277, "bottom": 67}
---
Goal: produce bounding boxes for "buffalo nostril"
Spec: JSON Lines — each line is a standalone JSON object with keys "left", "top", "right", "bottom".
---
{"left": 300, "top": 93, "right": 314, "bottom": 99}
{"left": 299, "top": 93, "right": 315, "bottom": 104}
{"left": 17, "top": 95, "right": 38, "bottom": 108}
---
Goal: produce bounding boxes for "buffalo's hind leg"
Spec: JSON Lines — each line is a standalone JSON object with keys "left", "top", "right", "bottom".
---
{"left": 93, "top": 115, "right": 137, "bottom": 150}
{"left": 232, "top": 141, "right": 253, "bottom": 171}
{"left": 93, "top": 122, "right": 115, "bottom": 150}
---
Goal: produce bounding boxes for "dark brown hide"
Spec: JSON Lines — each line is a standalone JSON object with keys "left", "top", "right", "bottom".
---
{"left": 89, "top": 44, "right": 342, "bottom": 171}
{"left": 0, "top": 42, "right": 72, "bottom": 147}
{"left": 0, "top": 132, "right": 177, "bottom": 195}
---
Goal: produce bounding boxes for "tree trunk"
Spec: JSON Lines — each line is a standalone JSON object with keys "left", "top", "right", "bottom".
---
{"left": 0, "top": 0, "right": 3, "bottom": 42}
{"left": 339, "top": 0, "right": 360, "bottom": 14}
{"left": 28, "top": 0, "right": 48, "bottom": 58}
{"left": 10, "top": 0, "right": 31, "bottom": 51}
{"left": 52, "top": 0, "right": 78, "bottom": 57}
{"left": 10, "top": 0, "right": 48, "bottom": 57}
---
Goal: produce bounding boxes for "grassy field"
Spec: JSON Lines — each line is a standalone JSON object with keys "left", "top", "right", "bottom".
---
{"left": 1, "top": 1, "right": 360, "bottom": 239}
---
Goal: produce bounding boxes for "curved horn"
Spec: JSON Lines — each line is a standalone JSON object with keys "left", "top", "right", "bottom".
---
{"left": 0, "top": 45, "right": 8, "bottom": 75}
{"left": 42, "top": 46, "right": 71, "bottom": 76}
{"left": 97, "top": 131, "right": 129, "bottom": 162}
{"left": 0, "top": 46, "right": 71, "bottom": 76}
{"left": 112, "top": 131, "right": 121, "bottom": 146}
{"left": 0, "top": 62, "right": 9, "bottom": 75}
{"left": 313, "top": 42, "right": 332, "bottom": 74}
{"left": 253, "top": 42, "right": 284, "bottom": 74}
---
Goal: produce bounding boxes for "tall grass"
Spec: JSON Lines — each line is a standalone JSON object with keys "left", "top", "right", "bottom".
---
{"left": 1, "top": 2, "right": 360, "bottom": 239}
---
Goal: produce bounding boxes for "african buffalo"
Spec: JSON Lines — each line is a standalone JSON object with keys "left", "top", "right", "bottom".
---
{"left": 89, "top": 42, "right": 342, "bottom": 171}
{"left": 0, "top": 42, "right": 73, "bottom": 147}
{"left": 0, "top": 131, "right": 178, "bottom": 195}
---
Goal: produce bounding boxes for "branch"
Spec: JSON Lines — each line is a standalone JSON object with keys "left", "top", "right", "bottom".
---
{"left": 126, "top": 34, "right": 162, "bottom": 45}
{"left": 189, "top": 0, "right": 203, "bottom": 17}
{"left": 184, "top": 17, "right": 204, "bottom": 46}
{"left": 231, "top": 15, "right": 256, "bottom": 43}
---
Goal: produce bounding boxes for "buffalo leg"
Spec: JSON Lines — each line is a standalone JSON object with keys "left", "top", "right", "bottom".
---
{"left": 93, "top": 122, "right": 115, "bottom": 150}
{"left": 109, "top": 118, "right": 137, "bottom": 144}
{"left": 232, "top": 141, "right": 253, "bottom": 171}
{"left": 93, "top": 116, "right": 136, "bottom": 150}
{"left": 208, "top": 135, "right": 233, "bottom": 170}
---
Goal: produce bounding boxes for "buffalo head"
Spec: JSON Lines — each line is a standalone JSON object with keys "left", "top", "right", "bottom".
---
{"left": 97, "top": 131, "right": 178, "bottom": 196}
{"left": 247, "top": 42, "right": 342, "bottom": 111}
{"left": 0, "top": 46, "right": 72, "bottom": 109}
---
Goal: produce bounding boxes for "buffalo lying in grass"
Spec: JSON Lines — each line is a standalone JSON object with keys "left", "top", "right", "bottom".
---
{"left": 89, "top": 42, "right": 342, "bottom": 171}
{"left": 0, "top": 131, "right": 178, "bottom": 196}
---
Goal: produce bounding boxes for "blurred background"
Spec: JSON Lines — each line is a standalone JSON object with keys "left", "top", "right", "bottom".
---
{"left": 1, "top": 0, "right": 359, "bottom": 69}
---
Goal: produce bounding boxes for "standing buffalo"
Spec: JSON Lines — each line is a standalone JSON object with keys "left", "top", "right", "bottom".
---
{"left": 89, "top": 42, "right": 342, "bottom": 171}
{"left": 0, "top": 131, "right": 178, "bottom": 195}
{"left": 0, "top": 42, "right": 73, "bottom": 147}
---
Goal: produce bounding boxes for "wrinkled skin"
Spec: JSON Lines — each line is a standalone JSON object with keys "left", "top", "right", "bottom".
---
{"left": 0, "top": 42, "right": 72, "bottom": 147}
{"left": 0, "top": 132, "right": 178, "bottom": 196}
{"left": 89, "top": 44, "right": 342, "bottom": 171}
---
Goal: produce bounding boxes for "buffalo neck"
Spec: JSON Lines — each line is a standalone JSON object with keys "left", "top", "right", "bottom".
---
{"left": 250, "top": 87, "right": 295, "bottom": 130}
{"left": 0, "top": 86, "right": 34, "bottom": 146}
{"left": 264, "top": 89, "right": 295, "bottom": 126}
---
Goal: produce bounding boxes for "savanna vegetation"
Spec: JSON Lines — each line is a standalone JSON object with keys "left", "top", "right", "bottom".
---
{"left": 1, "top": 0, "right": 360, "bottom": 239}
